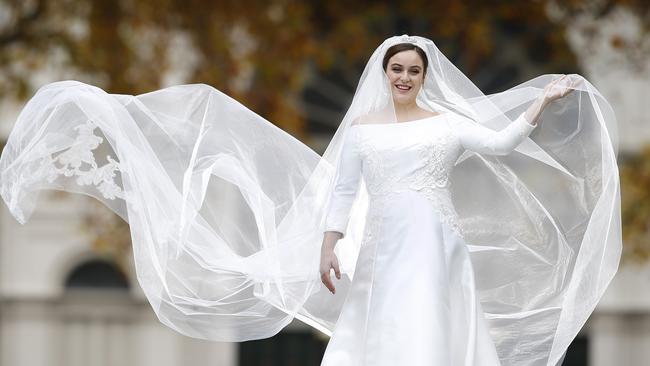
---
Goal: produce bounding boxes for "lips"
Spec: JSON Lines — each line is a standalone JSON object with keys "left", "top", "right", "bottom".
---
{"left": 395, "top": 84, "right": 412, "bottom": 91}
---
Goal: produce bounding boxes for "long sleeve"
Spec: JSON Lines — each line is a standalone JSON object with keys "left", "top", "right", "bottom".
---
{"left": 455, "top": 112, "right": 537, "bottom": 155}
{"left": 324, "top": 129, "right": 362, "bottom": 238}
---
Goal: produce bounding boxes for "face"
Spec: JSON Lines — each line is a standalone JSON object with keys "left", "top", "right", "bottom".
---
{"left": 385, "top": 50, "right": 425, "bottom": 106}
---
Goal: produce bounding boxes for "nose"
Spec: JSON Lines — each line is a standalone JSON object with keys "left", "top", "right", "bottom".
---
{"left": 400, "top": 72, "right": 410, "bottom": 83}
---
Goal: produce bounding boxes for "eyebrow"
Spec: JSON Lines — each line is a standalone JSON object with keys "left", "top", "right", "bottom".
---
{"left": 390, "top": 63, "right": 422, "bottom": 69}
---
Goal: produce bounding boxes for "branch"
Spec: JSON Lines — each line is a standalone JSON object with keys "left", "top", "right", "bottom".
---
{"left": 0, "top": 0, "right": 46, "bottom": 47}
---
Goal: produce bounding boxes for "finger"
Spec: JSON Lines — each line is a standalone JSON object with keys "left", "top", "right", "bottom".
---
{"left": 334, "top": 261, "right": 341, "bottom": 280}
{"left": 570, "top": 77, "right": 582, "bottom": 90}
{"left": 548, "top": 75, "right": 564, "bottom": 90}
{"left": 321, "top": 274, "right": 334, "bottom": 293}
{"left": 562, "top": 78, "right": 575, "bottom": 96}
{"left": 554, "top": 75, "right": 568, "bottom": 89}
{"left": 556, "top": 79, "right": 568, "bottom": 95}
{"left": 321, "top": 270, "right": 335, "bottom": 293}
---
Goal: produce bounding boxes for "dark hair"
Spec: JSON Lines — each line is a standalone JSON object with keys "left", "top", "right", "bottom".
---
{"left": 382, "top": 43, "right": 428, "bottom": 75}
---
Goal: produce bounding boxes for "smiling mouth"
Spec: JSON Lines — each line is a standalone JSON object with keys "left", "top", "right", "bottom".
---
{"left": 395, "top": 84, "right": 412, "bottom": 91}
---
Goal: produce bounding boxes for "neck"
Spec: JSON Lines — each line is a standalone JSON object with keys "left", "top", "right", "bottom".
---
{"left": 393, "top": 100, "right": 419, "bottom": 119}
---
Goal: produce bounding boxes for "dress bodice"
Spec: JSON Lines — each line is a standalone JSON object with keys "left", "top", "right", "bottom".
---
{"left": 324, "top": 111, "right": 537, "bottom": 239}
{"left": 354, "top": 114, "right": 461, "bottom": 196}
{"left": 352, "top": 115, "right": 464, "bottom": 235}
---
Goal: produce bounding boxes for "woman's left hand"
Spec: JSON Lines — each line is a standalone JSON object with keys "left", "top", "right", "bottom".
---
{"left": 524, "top": 75, "right": 582, "bottom": 125}
{"left": 543, "top": 74, "right": 579, "bottom": 103}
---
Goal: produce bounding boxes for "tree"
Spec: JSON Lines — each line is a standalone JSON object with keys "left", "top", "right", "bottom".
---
{"left": 2, "top": 0, "right": 647, "bottom": 263}
{"left": 0, "top": 0, "right": 579, "bottom": 137}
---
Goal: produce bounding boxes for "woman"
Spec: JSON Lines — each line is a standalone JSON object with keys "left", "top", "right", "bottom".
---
{"left": 319, "top": 40, "right": 578, "bottom": 366}
{"left": 0, "top": 35, "right": 620, "bottom": 366}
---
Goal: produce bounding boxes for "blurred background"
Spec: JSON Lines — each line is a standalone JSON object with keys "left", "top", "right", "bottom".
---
{"left": 0, "top": 0, "right": 649, "bottom": 365}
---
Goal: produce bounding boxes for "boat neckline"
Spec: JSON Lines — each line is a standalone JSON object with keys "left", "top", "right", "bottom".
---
{"left": 350, "top": 112, "right": 449, "bottom": 127}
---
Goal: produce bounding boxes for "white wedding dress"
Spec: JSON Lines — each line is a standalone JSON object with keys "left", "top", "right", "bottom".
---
{"left": 321, "top": 111, "right": 536, "bottom": 365}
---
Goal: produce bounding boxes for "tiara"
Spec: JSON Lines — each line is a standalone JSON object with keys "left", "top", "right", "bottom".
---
{"left": 399, "top": 34, "right": 418, "bottom": 45}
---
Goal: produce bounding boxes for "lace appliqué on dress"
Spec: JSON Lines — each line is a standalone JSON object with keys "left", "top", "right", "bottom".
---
{"left": 358, "top": 141, "right": 401, "bottom": 197}
{"left": 357, "top": 141, "right": 389, "bottom": 245}
{"left": 408, "top": 133, "right": 463, "bottom": 238}
{"left": 358, "top": 128, "right": 464, "bottom": 239}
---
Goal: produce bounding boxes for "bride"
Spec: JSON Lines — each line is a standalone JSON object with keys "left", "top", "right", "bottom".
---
{"left": 320, "top": 38, "right": 584, "bottom": 366}
{"left": 0, "top": 35, "right": 620, "bottom": 365}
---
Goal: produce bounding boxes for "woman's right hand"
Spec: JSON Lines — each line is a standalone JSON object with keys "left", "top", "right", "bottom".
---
{"left": 320, "top": 232, "right": 342, "bottom": 294}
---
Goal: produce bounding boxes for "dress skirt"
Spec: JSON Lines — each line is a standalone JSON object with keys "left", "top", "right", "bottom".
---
{"left": 321, "top": 190, "right": 501, "bottom": 366}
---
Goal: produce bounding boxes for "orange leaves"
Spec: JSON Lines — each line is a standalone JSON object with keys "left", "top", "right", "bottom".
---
{"left": 620, "top": 146, "right": 650, "bottom": 263}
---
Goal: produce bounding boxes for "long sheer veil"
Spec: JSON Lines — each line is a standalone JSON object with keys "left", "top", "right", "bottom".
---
{"left": 0, "top": 35, "right": 620, "bottom": 366}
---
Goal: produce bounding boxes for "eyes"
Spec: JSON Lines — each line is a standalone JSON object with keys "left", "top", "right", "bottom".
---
{"left": 390, "top": 66, "right": 421, "bottom": 76}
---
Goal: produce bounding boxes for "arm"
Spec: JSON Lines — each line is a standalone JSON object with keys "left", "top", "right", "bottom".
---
{"left": 321, "top": 129, "right": 361, "bottom": 294}
{"left": 323, "top": 129, "right": 362, "bottom": 241}
{"left": 456, "top": 75, "right": 577, "bottom": 156}
{"left": 524, "top": 74, "right": 577, "bottom": 125}
{"left": 455, "top": 111, "right": 537, "bottom": 156}
{"left": 523, "top": 94, "right": 548, "bottom": 127}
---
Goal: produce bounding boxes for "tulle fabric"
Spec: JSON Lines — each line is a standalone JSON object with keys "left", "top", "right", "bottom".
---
{"left": 0, "top": 35, "right": 620, "bottom": 366}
